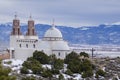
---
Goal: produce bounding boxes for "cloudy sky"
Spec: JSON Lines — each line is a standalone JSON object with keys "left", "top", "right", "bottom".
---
{"left": 0, "top": 0, "right": 120, "bottom": 27}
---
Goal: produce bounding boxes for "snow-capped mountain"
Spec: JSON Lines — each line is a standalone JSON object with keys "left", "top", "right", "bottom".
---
{"left": 0, "top": 23, "right": 120, "bottom": 46}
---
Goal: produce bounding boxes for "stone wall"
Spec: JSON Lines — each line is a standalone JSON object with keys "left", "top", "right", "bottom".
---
{"left": 0, "top": 52, "right": 10, "bottom": 60}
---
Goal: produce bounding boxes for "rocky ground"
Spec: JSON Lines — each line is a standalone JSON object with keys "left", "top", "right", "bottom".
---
{"left": 92, "top": 57, "right": 120, "bottom": 80}
{"left": 2, "top": 57, "right": 120, "bottom": 80}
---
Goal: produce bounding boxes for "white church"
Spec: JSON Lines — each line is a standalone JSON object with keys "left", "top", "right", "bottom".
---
{"left": 9, "top": 14, "right": 70, "bottom": 61}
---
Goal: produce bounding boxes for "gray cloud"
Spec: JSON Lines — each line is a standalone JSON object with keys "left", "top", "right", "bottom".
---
{"left": 0, "top": 0, "right": 120, "bottom": 27}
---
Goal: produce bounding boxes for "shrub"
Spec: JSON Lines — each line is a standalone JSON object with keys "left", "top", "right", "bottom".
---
{"left": 41, "top": 69, "right": 52, "bottom": 78}
{"left": 82, "top": 70, "right": 93, "bottom": 78}
{"left": 59, "top": 74, "right": 64, "bottom": 80}
{"left": 0, "top": 67, "right": 11, "bottom": 76}
{"left": 65, "top": 69, "right": 73, "bottom": 76}
{"left": 53, "top": 59, "right": 64, "bottom": 70}
{"left": 22, "top": 76, "right": 36, "bottom": 80}
{"left": 0, "top": 62, "right": 16, "bottom": 80}
{"left": 96, "top": 69, "right": 106, "bottom": 77}
{"left": 80, "top": 52, "right": 89, "bottom": 58}
{"left": 67, "top": 54, "right": 94, "bottom": 75}
{"left": 20, "top": 67, "right": 29, "bottom": 74}
{"left": 67, "top": 59, "right": 81, "bottom": 73}
{"left": 112, "top": 77, "right": 118, "bottom": 80}
{"left": 64, "top": 51, "right": 79, "bottom": 64}
{"left": 22, "top": 57, "right": 43, "bottom": 74}
{"left": 4, "top": 61, "right": 12, "bottom": 65}
{"left": 33, "top": 51, "right": 49, "bottom": 64}
{"left": 22, "top": 61, "right": 31, "bottom": 69}
{"left": 51, "top": 69, "right": 60, "bottom": 74}
{"left": 6, "top": 76, "right": 16, "bottom": 80}
{"left": 49, "top": 54, "right": 57, "bottom": 64}
{"left": 81, "top": 59, "right": 92, "bottom": 72}
{"left": 32, "top": 66, "right": 42, "bottom": 74}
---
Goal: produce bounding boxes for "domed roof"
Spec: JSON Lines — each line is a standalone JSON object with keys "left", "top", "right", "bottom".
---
{"left": 52, "top": 41, "right": 70, "bottom": 50}
{"left": 44, "top": 25, "right": 62, "bottom": 38}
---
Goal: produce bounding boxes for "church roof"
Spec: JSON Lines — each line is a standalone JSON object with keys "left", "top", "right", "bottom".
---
{"left": 44, "top": 25, "right": 62, "bottom": 38}
{"left": 52, "top": 41, "right": 70, "bottom": 50}
{"left": 39, "top": 40, "right": 70, "bottom": 51}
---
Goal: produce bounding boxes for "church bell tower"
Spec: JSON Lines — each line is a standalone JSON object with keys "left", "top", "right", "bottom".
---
{"left": 26, "top": 15, "right": 36, "bottom": 36}
{"left": 11, "top": 13, "right": 22, "bottom": 35}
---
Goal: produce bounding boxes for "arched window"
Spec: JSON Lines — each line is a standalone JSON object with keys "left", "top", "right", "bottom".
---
{"left": 13, "top": 28, "right": 15, "bottom": 34}
{"left": 18, "top": 28, "right": 20, "bottom": 35}
{"left": 65, "top": 52, "right": 67, "bottom": 56}
{"left": 19, "top": 44, "right": 21, "bottom": 48}
{"left": 12, "top": 50, "right": 15, "bottom": 58}
{"left": 26, "top": 44, "right": 28, "bottom": 48}
{"left": 33, "top": 44, "right": 35, "bottom": 48}
{"left": 41, "top": 50, "right": 44, "bottom": 52}
{"left": 32, "top": 29, "right": 34, "bottom": 35}
{"left": 58, "top": 52, "right": 60, "bottom": 56}
{"left": 28, "top": 28, "right": 30, "bottom": 35}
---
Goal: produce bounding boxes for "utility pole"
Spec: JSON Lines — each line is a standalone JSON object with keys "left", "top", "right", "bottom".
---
{"left": 91, "top": 48, "right": 95, "bottom": 59}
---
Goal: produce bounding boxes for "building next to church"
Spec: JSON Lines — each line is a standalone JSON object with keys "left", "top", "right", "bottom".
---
{"left": 9, "top": 14, "right": 70, "bottom": 61}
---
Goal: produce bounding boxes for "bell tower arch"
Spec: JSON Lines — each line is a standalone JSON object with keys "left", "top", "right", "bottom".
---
{"left": 11, "top": 13, "right": 22, "bottom": 35}
{"left": 26, "top": 15, "right": 36, "bottom": 36}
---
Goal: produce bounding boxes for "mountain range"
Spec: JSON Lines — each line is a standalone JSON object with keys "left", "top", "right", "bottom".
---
{"left": 0, "top": 23, "right": 120, "bottom": 47}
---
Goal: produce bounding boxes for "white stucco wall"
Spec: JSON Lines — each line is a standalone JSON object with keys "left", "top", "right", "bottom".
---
{"left": 14, "top": 48, "right": 36, "bottom": 61}
{"left": 53, "top": 50, "right": 70, "bottom": 59}
{"left": 10, "top": 35, "right": 70, "bottom": 60}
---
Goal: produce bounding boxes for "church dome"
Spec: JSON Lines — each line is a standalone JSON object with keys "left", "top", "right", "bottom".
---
{"left": 52, "top": 41, "right": 70, "bottom": 50}
{"left": 44, "top": 25, "right": 62, "bottom": 38}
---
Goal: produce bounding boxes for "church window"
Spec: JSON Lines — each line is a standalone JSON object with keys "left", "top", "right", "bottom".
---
{"left": 28, "top": 29, "right": 30, "bottom": 35}
{"left": 19, "top": 44, "right": 21, "bottom": 48}
{"left": 13, "top": 28, "right": 15, "bottom": 34}
{"left": 33, "top": 44, "right": 35, "bottom": 48}
{"left": 58, "top": 52, "right": 60, "bottom": 56}
{"left": 32, "top": 29, "right": 34, "bottom": 35}
{"left": 65, "top": 52, "right": 67, "bottom": 56}
{"left": 18, "top": 28, "right": 20, "bottom": 35}
{"left": 26, "top": 44, "right": 28, "bottom": 48}
{"left": 12, "top": 50, "right": 15, "bottom": 58}
{"left": 41, "top": 50, "right": 44, "bottom": 52}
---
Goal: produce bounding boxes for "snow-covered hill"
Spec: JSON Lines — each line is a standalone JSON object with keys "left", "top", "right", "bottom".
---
{"left": 0, "top": 23, "right": 120, "bottom": 47}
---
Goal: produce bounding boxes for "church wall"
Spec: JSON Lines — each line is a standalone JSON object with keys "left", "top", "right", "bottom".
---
{"left": 53, "top": 50, "right": 70, "bottom": 59}
{"left": 38, "top": 41, "right": 53, "bottom": 56}
{"left": 9, "top": 16, "right": 70, "bottom": 60}
{"left": 10, "top": 35, "right": 40, "bottom": 61}
{"left": 11, "top": 36, "right": 39, "bottom": 49}
{"left": 14, "top": 48, "right": 36, "bottom": 61}
{"left": 10, "top": 35, "right": 70, "bottom": 60}
{"left": 10, "top": 36, "right": 18, "bottom": 48}
{"left": 25, "top": 36, "right": 39, "bottom": 39}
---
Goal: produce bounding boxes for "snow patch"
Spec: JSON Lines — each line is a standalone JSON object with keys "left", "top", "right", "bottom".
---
{"left": 80, "top": 27, "right": 89, "bottom": 30}
{"left": 42, "top": 64, "right": 52, "bottom": 69}
{"left": 112, "top": 22, "right": 120, "bottom": 25}
{"left": 2, "top": 59, "right": 23, "bottom": 71}
{"left": 102, "top": 67, "right": 105, "bottom": 71}
{"left": 73, "top": 74, "right": 82, "bottom": 80}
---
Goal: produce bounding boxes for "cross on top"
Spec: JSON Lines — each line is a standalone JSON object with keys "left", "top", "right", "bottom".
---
{"left": 14, "top": 12, "right": 17, "bottom": 19}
